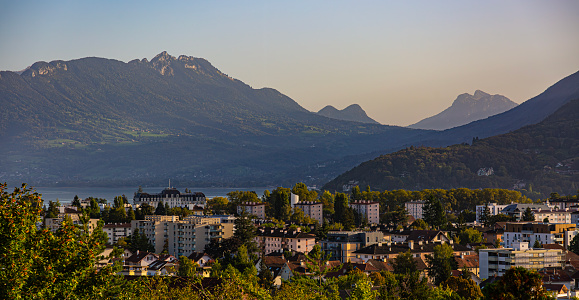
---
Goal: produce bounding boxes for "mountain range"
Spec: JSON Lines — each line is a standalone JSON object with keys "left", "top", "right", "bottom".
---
{"left": 317, "top": 104, "right": 379, "bottom": 124}
{"left": 323, "top": 98, "right": 579, "bottom": 198}
{"left": 1, "top": 52, "right": 578, "bottom": 189}
{"left": 0, "top": 52, "right": 431, "bottom": 187}
{"left": 408, "top": 90, "right": 517, "bottom": 130}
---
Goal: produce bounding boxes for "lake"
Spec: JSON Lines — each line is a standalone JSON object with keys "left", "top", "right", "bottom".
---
{"left": 20, "top": 186, "right": 270, "bottom": 204}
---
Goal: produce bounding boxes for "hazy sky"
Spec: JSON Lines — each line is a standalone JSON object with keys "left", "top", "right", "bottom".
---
{"left": 1, "top": 1, "right": 578, "bottom": 126}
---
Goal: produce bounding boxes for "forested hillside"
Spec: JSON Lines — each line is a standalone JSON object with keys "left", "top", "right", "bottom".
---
{"left": 323, "top": 99, "right": 579, "bottom": 199}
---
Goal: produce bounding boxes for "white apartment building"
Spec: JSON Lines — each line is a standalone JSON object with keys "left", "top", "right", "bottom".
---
{"left": 503, "top": 222, "right": 577, "bottom": 249}
{"left": 479, "top": 242, "right": 564, "bottom": 279}
{"left": 475, "top": 203, "right": 509, "bottom": 223}
{"left": 350, "top": 200, "right": 380, "bottom": 225}
{"left": 405, "top": 201, "right": 425, "bottom": 220}
{"left": 532, "top": 209, "right": 573, "bottom": 224}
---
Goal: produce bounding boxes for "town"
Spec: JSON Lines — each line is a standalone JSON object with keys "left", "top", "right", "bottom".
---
{"left": 16, "top": 182, "right": 579, "bottom": 299}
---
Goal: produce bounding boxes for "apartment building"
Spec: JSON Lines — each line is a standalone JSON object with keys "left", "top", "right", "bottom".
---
{"left": 44, "top": 207, "right": 100, "bottom": 233}
{"left": 294, "top": 201, "right": 323, "bottom": 224}
{"left": 320, "top": 231, "right": 384, "bottom": 263}
{"left": 475, "top": 203, "right": 509, "bottom": 223}
{"left": 479, "top": 242, "right": 564, "bottom": 279}
{"left": 503, "top": 222, "right": 577, "bottom": 249}
{"left": 103, "top": 223, "right": 132, "bottom": 244}
{"left": 405, "top": 201, "right": 425, "bottom": 220}
{"left": 131, "top": 215, "right": 234, "bottom": 257}
{"left": 532, "top": 208, "right": 573, "bottom": 224}
{"left": 290, "top": 193, "right": 324, "bottom": 224}
{"left": 255, "top": 227, "right": 316, "bottom": 255}
{"left": 237, "top": 202, "right": 266, "bottom": 219}
{"left": 349, "top": 200, "right": 380, "bottom": 225}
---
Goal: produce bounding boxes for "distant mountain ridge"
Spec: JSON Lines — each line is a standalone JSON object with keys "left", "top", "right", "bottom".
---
{"left": 323, "top": 98, "right": 579, "bottom": 199}
{"left": 1, "top": 52, "right": 578, "bottom": 188}
{"left": 0, "top": 52, "right": 429, "bottom": 187}
{"left": 317, "top": 104, "right": 379, "bottom": 124}
{"left": 408, "top": 90, "right": 517, "bottom": 130}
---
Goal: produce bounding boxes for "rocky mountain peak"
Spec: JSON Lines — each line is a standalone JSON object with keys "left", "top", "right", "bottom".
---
{"left": 473, "top": 90, "right": 490, "bottom": 99}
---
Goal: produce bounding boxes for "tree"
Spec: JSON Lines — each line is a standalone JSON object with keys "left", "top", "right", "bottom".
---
{"left": 381, "top": 206, "right": 409, "bottom": 227}
{"left": 480, "top": 203, "right": 491, "bottom": 227}
{"left": 155, "top": 201, "right": 167, "bottom": 215}
{"left": 533, "top": 239, "right": 542, "bottom": 248}
{"left": 0, "top": 183, "right": 123, "bottom": 299}
{"left": 522, "top": 207, "right": 535, "bottom": 221}
{"left": 207, "top": 196, "right": 229, "bottom": 214}
{"left": 569, "top": 234, "right": 579, "bottom": 255}
{"left": 441, "top": 276, "right": 482, "bottom": 300}
{"left": 423, "top": 197, "right": 446, "bottom": 229}
{"left": 393, "top": 250, "right": 417, "bottom": 275}
{"left": 543, "top": 217, "right": 550, "bottom": 223}
{"left": 410, "top": 219, "right": 429, "bottom": 230}
{"left": 426, "top": 243, "right": 456, "bottom": 286}
{"left": 458, "top": 227, "right": 483, "bottom": 245}
{"left": 233, "top": 210, "right": 258, "bottom": 253}
{"left": 178, "top": 256, "right": 198, "bottom": 277}
{"left": 126, "top": 228, "right": 155, "bottom": 253}
{"left": 72, "top": 195, "right": 81, "bottom": 207}
{"left": 291, "top": 182, "right": 318, "bottom": 202}
{"left": 482, "top": 267, "right": 552, "bottom": 300}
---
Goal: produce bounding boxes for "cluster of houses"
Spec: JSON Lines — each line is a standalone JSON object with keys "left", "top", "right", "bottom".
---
{"left": 43, "top": 187, "right": 579, "bottom": 298}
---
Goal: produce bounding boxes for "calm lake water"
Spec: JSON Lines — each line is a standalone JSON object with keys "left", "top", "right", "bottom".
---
{"left": 23, "top": 186, "right": 269, "bottom": 204}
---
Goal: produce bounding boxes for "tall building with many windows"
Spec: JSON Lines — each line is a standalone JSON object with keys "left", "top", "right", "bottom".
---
{"left": 479, "top": 241, "right": 564, "bottom": 279}
{"left": 350, "top": 200, "right": 380, "bottom": 225}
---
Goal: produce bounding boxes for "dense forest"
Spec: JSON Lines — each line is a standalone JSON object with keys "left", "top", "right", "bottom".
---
{"left": 324, "top": 99, "right": 579, "bottom": 199}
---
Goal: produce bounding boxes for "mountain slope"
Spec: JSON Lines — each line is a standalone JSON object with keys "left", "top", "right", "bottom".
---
{"left": 323, "top": 98, "right": 579, "bottom": 198}
{"left": 437, "top": 70, "right": 579, "bottom": 142}
{"left": 408, "top": 90, "right": 517, "bottom": 130}
{"left": 0, "top": 52, "right": 430, "bottom": 187}
{"left": 317, "top": 104, "right": 380, "bottom": 124}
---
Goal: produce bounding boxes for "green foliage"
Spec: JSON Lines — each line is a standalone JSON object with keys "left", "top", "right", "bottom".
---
{"left": 423, "top": 197, "right": 447, "bottom": 229}
{"left": 393, "top": 250, "right": 417, "bottom": 275}
{"left": 426, "top": 244, "right": 457, "bottom": 286}
{"left": 441, "top": 276, "right": 482, "bottom": 300}
{"left": 178, "top": 256, "right": 199, "bottom": 278}
{"left": 207, "top": 196, "right": 229, "bottom": 214}
{"left": 482, "top": 267, "right": 553, "bottom": 300}
{"left": 292, "top": 182, "right": 318, "bottom": 202}
{"left": 569, "top": 234, "right": 579, "bottom": 255}
{"left": 0, "top": 183, "right": 123, "bottom": 299}
{"left": 125, "top": 228, "right": 155, "bottom": 253}
{"left": 324, "top": 99, "right": 579, "bottom": 199}
{"left": 458, "top": 227, "right": 483, "bottom": 245}
{"left": 522, "top": 207, "right": 536, "bottom": 221}
{"left": 264, "top": 187, "right": 292, "bottom": 221}
{"left": 381, "top": 205, "right": 409, "bottom": 227}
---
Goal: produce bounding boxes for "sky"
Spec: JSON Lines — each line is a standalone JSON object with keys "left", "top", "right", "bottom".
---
{"left": 1, "top": 1, "right": 578, "bottom": 126}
